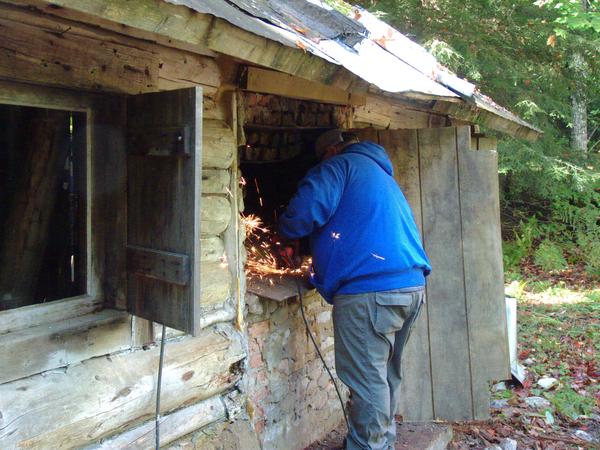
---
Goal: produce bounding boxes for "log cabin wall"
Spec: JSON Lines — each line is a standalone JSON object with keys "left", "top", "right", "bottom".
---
{"left": 0, "top": 5, "right": 256, "bottom": 449}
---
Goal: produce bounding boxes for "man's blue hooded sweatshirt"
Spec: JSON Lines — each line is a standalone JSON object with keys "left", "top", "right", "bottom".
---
{"left": 279, "top": 141, "right": 431, "bottom": 304}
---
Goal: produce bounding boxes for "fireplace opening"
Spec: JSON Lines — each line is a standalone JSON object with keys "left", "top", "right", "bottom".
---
{"left": 241, "top": 93, "right": 351, "bottom": 300}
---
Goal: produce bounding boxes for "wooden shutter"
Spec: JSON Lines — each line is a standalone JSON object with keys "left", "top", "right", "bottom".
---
{"left": 126, "top": 87, "right": 202, "bottom": 335}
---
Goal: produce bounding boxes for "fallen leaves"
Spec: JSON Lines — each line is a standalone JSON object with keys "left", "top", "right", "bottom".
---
{"left": 450, "top": 281, "right": 599, "bottom": 449}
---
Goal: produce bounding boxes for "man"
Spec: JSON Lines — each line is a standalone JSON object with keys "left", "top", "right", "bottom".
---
{"left": 278, "top": 129, "right": 431, "bottom": 450}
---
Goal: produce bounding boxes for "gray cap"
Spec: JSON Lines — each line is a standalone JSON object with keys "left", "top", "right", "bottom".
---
{"left": 315, "top": 129, "right": 345, "bottom": 159}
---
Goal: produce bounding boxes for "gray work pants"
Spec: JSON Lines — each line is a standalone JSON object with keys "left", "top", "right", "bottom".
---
{"left": 332, "top": 288, "right": 425, "bottom": 450}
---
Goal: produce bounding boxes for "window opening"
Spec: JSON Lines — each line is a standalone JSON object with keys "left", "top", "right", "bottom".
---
{"left": 0, "top": 104, "right": 87, "bottom": 311}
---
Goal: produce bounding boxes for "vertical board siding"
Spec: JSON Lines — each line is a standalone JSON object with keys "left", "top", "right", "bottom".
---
{"left": 354, "top": 126, "right": 508, "bottom": 421}
{"left": 457, "top": 137, "right": 510, "bottom": 419}
{"left": 418, "top": 127, "right": 473, "bottom": 420}
{"left": 378, "top": 129, "right": 434, "bottom": 421}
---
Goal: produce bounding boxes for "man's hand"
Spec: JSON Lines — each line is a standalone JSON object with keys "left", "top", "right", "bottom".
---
{"left": 270, "top": 235, "right": 300, "bottom": 269}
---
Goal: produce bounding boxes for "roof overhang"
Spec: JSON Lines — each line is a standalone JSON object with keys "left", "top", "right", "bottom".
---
{"left": 30, "top": 0, "right": 540, "bottom": 140}
{"left": 166, "top": 0, "right": 540, "bottom": 140}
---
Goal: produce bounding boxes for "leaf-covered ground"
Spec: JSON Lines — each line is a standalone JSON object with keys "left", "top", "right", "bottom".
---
{"left": 449, "top": 279, "right": 600, "bottom": 450}
{"left": 306, "top": 277, "right": 599, "bottom": 450}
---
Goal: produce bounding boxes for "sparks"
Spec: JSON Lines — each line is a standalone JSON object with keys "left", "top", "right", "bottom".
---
{"left": 331, "top": 232, "right": 341, "bottom": 239}
{"left": 241, "top": 214, "right": 311, "bottom": 280}
{"left": 254, "top": 178, "right": 261, "bottom": 195}
{"left": 371, "top": 253, "right": 385, "bottom": 260}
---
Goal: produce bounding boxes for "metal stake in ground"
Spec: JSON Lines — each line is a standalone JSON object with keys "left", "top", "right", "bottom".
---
{"left": 155, "top": 324, "right": 167, "bottom": 450}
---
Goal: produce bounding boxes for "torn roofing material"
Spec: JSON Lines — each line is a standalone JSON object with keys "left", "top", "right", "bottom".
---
{"left": 166, "top": 0, "right": 541, "bottom": 138}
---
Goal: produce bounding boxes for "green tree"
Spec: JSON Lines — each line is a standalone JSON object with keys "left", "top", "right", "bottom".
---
{"left": 356, "top": 0, "right": 600, "bottom": 276}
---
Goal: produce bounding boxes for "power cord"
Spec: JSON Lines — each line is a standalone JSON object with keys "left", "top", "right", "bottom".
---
{"left": 295, "top": 279, "right": 349, "bottom": 430}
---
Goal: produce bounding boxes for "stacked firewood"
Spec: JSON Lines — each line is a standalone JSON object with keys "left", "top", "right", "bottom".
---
{"left": 243, "top": 93, "right": 350, "bottom": 128}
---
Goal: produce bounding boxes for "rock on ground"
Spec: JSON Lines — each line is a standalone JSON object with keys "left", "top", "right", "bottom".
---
{"left": 524, "top": 396, "right": 551, "bottom": 409}
{"left": 537, "top": 377, "right": 558, "bottom": 390}
{"left": 499, "top": 437, "right": 517, "bottom": 450}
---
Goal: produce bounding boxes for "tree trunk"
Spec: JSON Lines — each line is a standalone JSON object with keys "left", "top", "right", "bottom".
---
{"left": 570, "top": 1, "right": 589, "bottom": 153}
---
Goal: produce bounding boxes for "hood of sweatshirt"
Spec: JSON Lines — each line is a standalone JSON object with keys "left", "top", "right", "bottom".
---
{"left": 341, "top": 141, "right": 394, "bottom": 176}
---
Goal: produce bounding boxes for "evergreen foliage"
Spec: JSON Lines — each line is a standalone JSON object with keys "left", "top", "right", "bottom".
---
{"left": 356, "top": 0, "right": 600, "bottom": 277}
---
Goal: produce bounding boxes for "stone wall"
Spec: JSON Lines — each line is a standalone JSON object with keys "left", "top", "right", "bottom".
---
{"left": 245, "top": 289, "right": 348, "bottom": 450}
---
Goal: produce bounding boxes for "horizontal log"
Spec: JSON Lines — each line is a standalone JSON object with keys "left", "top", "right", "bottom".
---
{"left": 199, "top": 303, "right": 236, "bottom": 328}
{"left": 0, "top": 4, "right": 221, "bottom": 94}
{"left": 353, "top": 94, "right": 448, "bottom": 129}
{"left": 0, "top": 12, "right": 157, "bottom": 94}
{"left": 23, "top": 0, "right": 362, "bottom": 92}
{"left": 203, "top": 90, "right": 228, "bottom": 122}
{"left": 201, "top": 169, "right": 231, "bottom": 194}
{"left": 200, "top": 236, "right": 226, "bottom": 262}
{"left": 0, "top": 295, "right": 102, "bottom": 335}
{"left": 200, "top": 262, "right": 233, "bottom": 308}
{"left": 88, "top": 396, "right": 226, "bottom": 449}
{"left": 201, "top": 196, "right": 231, "bottom": 235}
{"left": 202, "top": 120, "right": 235, "bottom": 169}
{"left": 0, "top": 323, "right": 245, "bottom": 449}
{"left": 24, "top": 0, "right": 214, "bottom": 51}
{"left": 244, "top": 67, "right": 366, "bottom": 106}
{"left": 0, "top": 309, "right": 131, "bottom": 384}
{"left": 151, "top": 302, "right": 235, "bottom": 340}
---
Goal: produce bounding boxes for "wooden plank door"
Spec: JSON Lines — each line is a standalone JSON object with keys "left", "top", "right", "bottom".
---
{"left": 126, "top": 87, "right": 203, "bottom": 335}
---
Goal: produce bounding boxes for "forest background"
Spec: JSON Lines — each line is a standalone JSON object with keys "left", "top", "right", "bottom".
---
{"left": 352, "top": 0, "right": 600, "bottom": 282}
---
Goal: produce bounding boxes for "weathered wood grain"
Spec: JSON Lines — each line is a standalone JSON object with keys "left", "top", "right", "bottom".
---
{"left": 87, "top": 396, "right": 226, "bottom": 449}
{"left": 0, "top": 79, "right": 94, "bottom": 111}
{"left": 0, "top": 323, "right": 245, "bottom": 450}
{"left": 95, "top": 95, "right": 128, "bottom": 309}
{"left": 200, "top": 236, "right": 226, "bottom": 262}
{"left": 200, "top": 262, "right": 233, "bottom": 309}
{"left": 432, "top": 100, "right": 539, "bottom": 141}
{"left": 0, "top": 13, "right": 157, "bottom": 94}
{"left": 201, "top": 169, "right": 231, "bottom": 194}
{"left": 200, "top": 196, "right": 232, "bottom": 236}
{"left": 0, "top": 295, "right": 102, "bottom": 335}
{"left": 0, "top": 4, "right": 221, "bottom": 94}
{"left": 202, "top": 120, "right": 235, "bottom": 169}
{"left": 0, "top": 309, "right": 131, "bottom": 384}
{"left": 244, "top": 67, "right": 366, "bottom": 106}
{"left": 378, "top": 129, "right": 434, "bottom": 421}
{"left": 457, "top": 136, "right": 510, "bottom": 419}
{"left": 352, "top": 128, "right": 379, "bottom": 142}
{"left": 23, "top": 0, "right": 214, "bottom": 50}
{"left": 127, "top": 246, "right": 190, "bottom": 286}
{"left": 127, "top": 87, "right": 202, "bottom": 335}
{"left": 354, "top": 95, "right": 447, "bottom": 130}
{"left": 418, "top": 127, "right": 473, "bottom": 420}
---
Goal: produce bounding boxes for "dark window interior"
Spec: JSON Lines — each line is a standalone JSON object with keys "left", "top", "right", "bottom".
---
{"left": 0, "top": 104, "right": 86, "bottom": 311}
